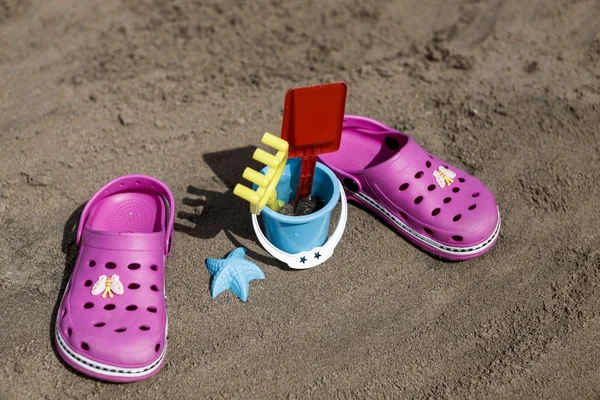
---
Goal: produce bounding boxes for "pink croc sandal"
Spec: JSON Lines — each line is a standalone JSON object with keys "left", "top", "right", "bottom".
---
{"left": 55, "top": 175, "right": 175, "bottom": 382}
{"left": 318, "top": 115, "right": 500, "bottom": 261}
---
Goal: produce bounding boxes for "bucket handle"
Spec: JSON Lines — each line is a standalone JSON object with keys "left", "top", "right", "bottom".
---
{"left": 251, "top": 179, "right": 348, "bottom": 269}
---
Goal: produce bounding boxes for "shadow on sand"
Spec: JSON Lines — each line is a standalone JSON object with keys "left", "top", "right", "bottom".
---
{"left": 175, "top": 146, "right": 288, "bottom": 269}
{"left": 49, "top": 203, "right": 108, "bottom": 382}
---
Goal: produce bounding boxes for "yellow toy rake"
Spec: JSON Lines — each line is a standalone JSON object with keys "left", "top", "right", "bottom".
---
{"left": 233, "top": 132, "right": 289, "bottom": 215}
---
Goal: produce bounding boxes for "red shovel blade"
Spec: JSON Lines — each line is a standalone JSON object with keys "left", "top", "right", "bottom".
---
{"left": 280, "top": 82, "right": 347, "bottom": 199}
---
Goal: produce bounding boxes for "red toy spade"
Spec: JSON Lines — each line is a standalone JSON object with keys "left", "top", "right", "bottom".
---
{"left": 280, "top": 82, "right": 348, "bottom": 200}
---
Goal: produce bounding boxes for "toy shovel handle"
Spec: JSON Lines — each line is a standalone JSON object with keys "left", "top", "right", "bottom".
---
{"left": 297, "top": 155, "right": 317, "bottom": 200}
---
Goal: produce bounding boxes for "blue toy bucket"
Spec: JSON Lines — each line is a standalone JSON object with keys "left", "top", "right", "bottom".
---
{"left": 257, "top": 158, "right": 340, "bottom": 254}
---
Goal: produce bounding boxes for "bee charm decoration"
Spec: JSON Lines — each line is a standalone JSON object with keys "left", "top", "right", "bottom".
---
{"left": 433, "top": 166, "right": 457, "bottom": 188}
{"left": 91, "top": 274, "right": 124, "bottom": 299}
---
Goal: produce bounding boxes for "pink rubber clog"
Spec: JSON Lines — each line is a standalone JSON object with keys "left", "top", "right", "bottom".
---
{"left": 55, "top": 175, "right": 175, "bottom": 382}
{"left": 318, "top": 115, "right": 500, "bottom": 260}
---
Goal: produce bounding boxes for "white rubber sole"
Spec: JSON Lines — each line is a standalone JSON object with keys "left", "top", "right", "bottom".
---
{"left": 55, "top": 323, "right": 167, "bottom": 380}
{"left": 353, "top": 191, "right": 501, "bottom": 258}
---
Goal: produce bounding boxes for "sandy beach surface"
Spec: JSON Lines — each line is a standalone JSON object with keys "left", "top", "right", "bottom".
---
{"left": 1, "top": 0, "right": 600, "bottom": 398}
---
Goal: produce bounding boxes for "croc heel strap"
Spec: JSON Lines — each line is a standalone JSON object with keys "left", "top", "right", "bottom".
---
{"left": 76, "top": 175, "right": 175, "bottom": 256}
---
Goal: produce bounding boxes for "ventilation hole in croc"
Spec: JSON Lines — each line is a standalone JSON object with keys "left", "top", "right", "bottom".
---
{"left": 150, "top": 285, "right": 159, "bottom": 292}
{"left": 344, "top": 178, "right": 359, "bottom": 192}
{"left": 458, "top": 177, "right": 465, "bottom": 183}
{"left": 155, "top": 343, "right": 161, "bottom": 353}
{"left": 147, "top": 306, "right": 157, "bottom": 313}
{"left": 468, "top": 204, "right": 477, "bottom": 211}
{"left": 431, "top": 208, "right": 441, "bottom": 216}
{"left": 128, "top": 283, "right": 140, "bottom": 290}
{"left": 452, "top": 187, "right": 460, "bottom": 193}
{"left": 472, "top": 192, "right": 480, "bottom": 198}
{"left": 384, "top": 137, "right": 400, "bottom": 150}
{"left": 139, "top": 325, "right": 151, "bottom": 331}
{"left": 135, "top": 181, "right": 140, "bottom": 185}
{"left": 105, "top": 262, "right": 117, "bottom": 270}
{"left": 444, "top": 165, "right": 448, "bottom": 169}
{"left": 120, "top": 183, "right": 124, "bottom": 187}
{"left": 104, "top": 304, "right": 116, "bottom": 311}
{"left": 126, "top": 305, "right": 138, "bottom": 311}
{"left": 94, "top": 322, "right": 105, "bottom": 328}
{"left": 67, "top": 327, "right": 72, "bottom": 337}
{"left": 89, "top": 260, "right": 96, "bottom": 267}
{"left": 399, "top": 183, "right": 409, "bottom": 191}
{"left": 429, "top": 154, "right": 434, "bottom": 159}
{"left": 414, "top": 196, "right": 423, "bottom": 204}
{"left": 443, "top": 197, "right": 452, "bottom": 204}
{"left": 452, "top": 235, "right": 463, "bottom": 242}
{"left": 398, "top": 211, "right": 408, "bottom": 220}
{"left": 115, "top": 328, "right": 127, "bottom": 333}
{"left": 84, "top": 302, "right": 94, "bottom": 309}
{"left": 150, "top": 265, "right": 158, "bottom": 271}
{"left": 427, "top": 184, "right": 436, "bottom": 191}
{"left": 453, "top": 214, "right": 462, "bottom": 222}
{"left": 127, "top": 263, "right": 141, "bottom": 270}
{"left": 84, "top": 280, "right": 93, "bottom": 287}
{"left": 424, "top": 227, "right": 433, "bottom": 235}
{"left": 426, "top": 161, "right": 431, "bottom": 168}
{"left": 81, "top": 342, "right": 90, "bottom": 351}
{"left": 415, "top": 171, "right": 424, "bottom": 179}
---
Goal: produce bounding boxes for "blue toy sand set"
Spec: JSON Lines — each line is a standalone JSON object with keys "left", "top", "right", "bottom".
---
{"left": 206, "top": 83, "right": 349, "bottom": 301}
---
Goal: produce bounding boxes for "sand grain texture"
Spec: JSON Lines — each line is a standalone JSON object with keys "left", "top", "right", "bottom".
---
{"left": 1, "top": 0, "right": 599, "bottom": 399}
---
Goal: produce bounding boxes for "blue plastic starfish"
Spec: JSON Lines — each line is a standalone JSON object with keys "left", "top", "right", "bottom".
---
{"left": 205, "top": 247, "right": 264, "bottom": 302}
